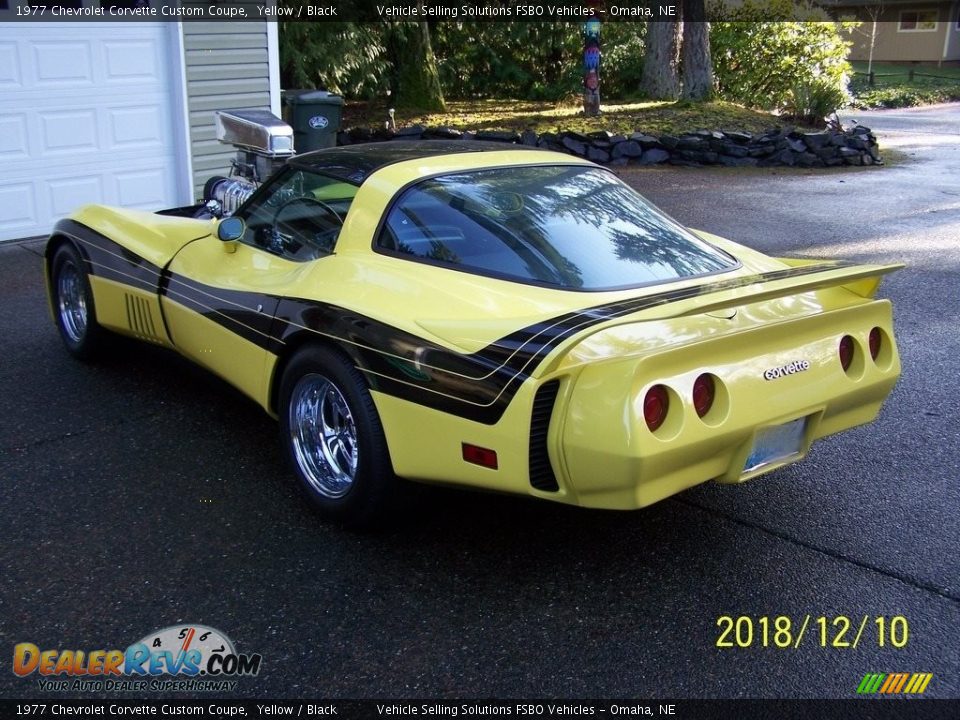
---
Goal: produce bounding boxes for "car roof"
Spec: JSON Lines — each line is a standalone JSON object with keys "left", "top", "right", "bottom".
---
{"left": 287, "top": 140, "right": 542, "bottom": 185}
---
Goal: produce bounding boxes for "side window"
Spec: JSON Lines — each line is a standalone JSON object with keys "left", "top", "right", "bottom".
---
{"left": 236, "top": 169, "right": 357, "bottom": 262}
{"left": 378, "top": 186, "right": 547, "bottom": 283}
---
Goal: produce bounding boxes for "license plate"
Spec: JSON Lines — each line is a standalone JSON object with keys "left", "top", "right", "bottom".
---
{"left": 743, "top": 418, "right": 807, "bottom": 474}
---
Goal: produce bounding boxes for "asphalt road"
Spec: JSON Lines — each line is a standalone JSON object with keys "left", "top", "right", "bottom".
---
{"left": 1, "top": 104, "right": 958, "bottom": 702}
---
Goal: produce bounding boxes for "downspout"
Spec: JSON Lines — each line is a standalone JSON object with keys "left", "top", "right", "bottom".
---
{"left": 941, "top": 3, "right": 954, "bottom": 66}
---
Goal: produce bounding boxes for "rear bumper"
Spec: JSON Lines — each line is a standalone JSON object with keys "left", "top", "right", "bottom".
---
{"left": 551, "top": 300, "right": 900, "bottom": 509}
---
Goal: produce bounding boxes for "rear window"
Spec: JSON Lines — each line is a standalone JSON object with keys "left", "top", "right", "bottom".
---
{"left": 376, "top": 165, "right": 736, "bottom": 291}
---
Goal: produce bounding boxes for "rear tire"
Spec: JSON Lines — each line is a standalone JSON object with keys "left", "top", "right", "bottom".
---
{"left": 279, "top": 346, "right": 397, "bottom": 528}
{"left": 51, "top": 243, "right": 106, "bottom": 361}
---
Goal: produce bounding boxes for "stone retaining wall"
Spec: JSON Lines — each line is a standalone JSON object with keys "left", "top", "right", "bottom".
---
{"left": 336, "top": 124, "right": 882, "bottom": 168}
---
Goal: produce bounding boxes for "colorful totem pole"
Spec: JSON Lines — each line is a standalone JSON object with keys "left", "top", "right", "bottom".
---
{"left": 583, "top": 3, "right": 602, "bottom": 116}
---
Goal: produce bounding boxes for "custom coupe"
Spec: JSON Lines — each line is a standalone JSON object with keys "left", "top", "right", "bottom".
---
{"left": 45, "top": 140, "right": 902, "bottom": 527}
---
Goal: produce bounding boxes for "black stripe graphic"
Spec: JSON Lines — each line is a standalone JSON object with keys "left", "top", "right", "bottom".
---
{"left": 54, "top": 222, "right": 854, "bottom": 425}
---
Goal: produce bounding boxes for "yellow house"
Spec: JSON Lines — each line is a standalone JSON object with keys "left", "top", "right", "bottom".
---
{"left": 822, "top": 0, "right": 960, "bottom": 63}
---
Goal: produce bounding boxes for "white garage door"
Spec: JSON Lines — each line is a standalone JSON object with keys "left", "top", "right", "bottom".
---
{"left": 0, "top": 23, "right": 188, "bottom": 242}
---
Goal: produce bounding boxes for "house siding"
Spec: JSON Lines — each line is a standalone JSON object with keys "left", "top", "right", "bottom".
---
{"left": 182, "top": 15, "right": 272, "bottom": 198}
{"left": 842, "top": 4, "right": 957, "bottom": 62}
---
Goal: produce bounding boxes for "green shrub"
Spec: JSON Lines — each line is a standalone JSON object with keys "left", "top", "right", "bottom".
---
{"left": 709, "top": 0, "right": 856, "bottom": 113}
{"left": 781, "top": 79, "right": 848, "bottom": 122}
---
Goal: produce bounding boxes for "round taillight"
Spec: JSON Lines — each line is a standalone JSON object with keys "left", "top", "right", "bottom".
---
{"left": 644, "top": 385, "right": 669, "bottom": 432}
{"left": 869, "top": 327, "right": 882, "bottom": 360}
{"left": 839, "top": 335, "right": 855, "bottom": 371}
{"left": 693, "top": 373, "right": 715, "bottom": 418}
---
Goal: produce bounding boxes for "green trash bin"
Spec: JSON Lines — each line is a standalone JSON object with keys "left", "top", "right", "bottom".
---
{"left": 284, "top": 90, "right": 343, "bottom": 153}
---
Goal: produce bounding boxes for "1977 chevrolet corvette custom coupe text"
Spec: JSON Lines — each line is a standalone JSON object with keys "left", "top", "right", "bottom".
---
{"left": 45, "top": 142, "right": 901, "bottom": 526}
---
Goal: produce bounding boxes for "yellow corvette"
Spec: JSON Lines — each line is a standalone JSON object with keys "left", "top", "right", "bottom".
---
{"left": 45, "top": 142, "right": 901, "bottom": 526}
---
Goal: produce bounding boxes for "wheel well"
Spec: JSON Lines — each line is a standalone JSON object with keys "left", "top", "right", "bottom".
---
{"left": 268, "top": 333, "right": 360, "bottom": 415}
{"left": 44, "top": 234, "right": 72, "bottom": 274}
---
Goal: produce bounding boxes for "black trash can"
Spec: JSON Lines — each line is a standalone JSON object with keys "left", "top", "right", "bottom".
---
{"left": 284, "top": 90, "right": 344, "bottom": 152}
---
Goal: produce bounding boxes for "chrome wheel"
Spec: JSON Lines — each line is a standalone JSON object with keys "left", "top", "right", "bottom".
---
{"left": 57, "top": 260, "right": 88, "bottom": 343}
{"left": 289, "top": 374, "right": 359, "bottom": 499}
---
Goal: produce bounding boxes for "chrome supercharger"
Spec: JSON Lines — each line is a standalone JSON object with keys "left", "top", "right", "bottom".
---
{"left": 203, "top": 110, "right": 295, "bottom": 217}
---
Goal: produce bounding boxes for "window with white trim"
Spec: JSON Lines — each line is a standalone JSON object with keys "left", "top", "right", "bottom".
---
{"left": 899, "top": 9, "right": 938, "bottom": 31}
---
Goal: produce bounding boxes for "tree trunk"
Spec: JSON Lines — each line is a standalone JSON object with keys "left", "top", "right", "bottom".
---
{"left": 680, "top": 1, "right": 714, "bottom": 101}
{"left": 391, "top": 20, "right": 446, "bottom": 112}
{"left": 641, "top": 21, "right": 681, "bottom": 100}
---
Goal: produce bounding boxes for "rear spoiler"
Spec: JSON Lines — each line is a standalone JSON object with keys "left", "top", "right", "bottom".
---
{"left": 646, "top": 260, "right": 903, "bottom": 320}
{"left": 418, "top": 260, "right": 903, "bottom": 354}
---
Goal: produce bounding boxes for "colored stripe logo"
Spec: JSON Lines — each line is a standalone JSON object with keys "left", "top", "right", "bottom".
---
{"left": 857, "top": 672, "right": 933, "bottom": 694}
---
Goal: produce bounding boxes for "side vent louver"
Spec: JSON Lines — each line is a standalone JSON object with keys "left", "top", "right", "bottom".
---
{"left": 529, "top": 380, "right": 560, "bottom": 492}
{"left": 125, "top": 294, "right": 160, "bottom": 341}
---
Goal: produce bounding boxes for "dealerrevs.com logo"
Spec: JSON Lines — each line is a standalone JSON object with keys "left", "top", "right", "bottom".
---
{"left": 13, "top": 624, "right": 262, "bottom": 692}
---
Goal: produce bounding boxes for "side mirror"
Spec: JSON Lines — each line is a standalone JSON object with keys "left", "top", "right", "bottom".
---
{"left": 216, "top": 216, "right": 245, "bottom": 253}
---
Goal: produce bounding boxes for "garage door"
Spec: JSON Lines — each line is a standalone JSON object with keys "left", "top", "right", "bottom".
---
{"left": 0, "top": 23, "right": 188, "bottom": 242}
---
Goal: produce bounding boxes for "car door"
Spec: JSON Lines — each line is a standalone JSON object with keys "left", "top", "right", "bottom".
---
{"left": 160, "top": 236, "right": 291, "bottom": 407}
{"left": 159, "top": 168, "right": 356, "bottom": 408}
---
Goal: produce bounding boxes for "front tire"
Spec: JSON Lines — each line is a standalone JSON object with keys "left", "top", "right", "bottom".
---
{"left": 51, "top": 243, "right": 106, "bottom": 360}
{"left": 279, "top": 346, "right": 397, "bottom": 528}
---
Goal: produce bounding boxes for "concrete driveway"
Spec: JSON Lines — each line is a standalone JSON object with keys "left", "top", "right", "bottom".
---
{"left": 1, "top": 104, "right": 958, "bottom": 702}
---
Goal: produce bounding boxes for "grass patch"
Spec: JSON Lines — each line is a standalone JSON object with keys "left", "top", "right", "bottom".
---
{"left": 343, "top": 99, "right": 817, "bottom": 137}
{"left": 849, "top": 62, "right": 960, "bottom": 108}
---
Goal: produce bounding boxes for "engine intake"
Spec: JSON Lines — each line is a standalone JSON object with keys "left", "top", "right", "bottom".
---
{"left": 205, "top": 110, "right": 296, "bottom": 217}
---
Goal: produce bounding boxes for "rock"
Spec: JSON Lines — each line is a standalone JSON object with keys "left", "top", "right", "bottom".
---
{"left": 748, "top": 144, "right": 775, "bottom": 158}
{"left": 862, "top": 154, "right": 874, "bottom": 166}
{"left": 852, "top": 125, "right": 871, "bottom": 135}
{"left": 461, "top": 131, "right": 476, "bottom": 141}
{"left": 677, "top": 135, "right": 705, "bottom": 150}
{"left": 630, "top": 133, "right": 660, "bottom": 147}
{"left": 825, "top": 157, "right": 843, "bottom": 167}
{"left": 829, "top": 132, "right": 847, "bottom": 147}
{"left": 587, "top": 147, "right": 610, "bottom": 163}
{"left": 815, "top": 146, "right": 837, "bottom": 160}
{"left": 349, "top": 126, "right": 373, "bottom": 141}
{"left": 609, "top": 134, "right": 628, "bottom": 144}
{"left": 678, "top": 149, "right": 705, "bottom": 162}
{"left": 609, "top": 157, "right": 628, "bottom": 167}
{"left": 561, "top": 136, "right": 587, "bottom": 156}
{"left": 612, "top": 140, "right": 643, "bottom": 159}
{"left": 589, "top": 130, "right": 614, "bottom": 141}
{"left": 336, "top": 132, "right": 351, "bottom": 146}
{"left": 659, "top": 135, "right": 680, "bottom": 149}
{"left": 762, "top": 149, "right": 795, "bottom": 166}
{"left": 476, "top": 130, "right": 519, "bottom": 143}
{"left": 844, "top": 154, "right": 864, "bottom": 166}
{"left": 424, "top": 126, "right": 462, "bottom": 139}
{"left": 720, "top": 144, "right": 749, "bottom": 158}
{"left": 837, "top": 146, "right": 860, "bottom": 158}
{"left": 796, "top": 152, "right": 818, "bottom": 167}
{"left": 520, "top": 129, "right": 538, "bottom": 146}
{"left": 847, "top": 135, "right": 869, "bottom": 150}
{"left": 396, "top": 124, "right": 425, "bottom": 137}
{"left": 725, "top": 131, "right": 752, "bottom": 144}
{"left": 693, "top": 129, "right": 724, "bottom": 141}
{"left": 801, "top": 132, "right": 830, "bottom": 150}
{"left": 718, "top": 156, "right": 758, "bottom": 167}
{"left": 640, "top": 148, "right": 670, "bottom": 165}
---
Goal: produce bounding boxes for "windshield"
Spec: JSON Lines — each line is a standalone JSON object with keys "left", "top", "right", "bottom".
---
{"left": 236, "top": 168, "right": 358, "bottom": 261}
{"left": 377, "top": 166, "right": 737, "bottom": 290}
